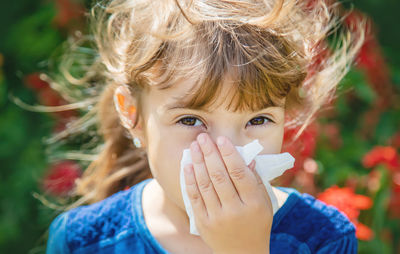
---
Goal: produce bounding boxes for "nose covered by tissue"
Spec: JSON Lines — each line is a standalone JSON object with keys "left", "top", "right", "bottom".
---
{"left": 180, "top": 139, "right": 295, "bottom": 235}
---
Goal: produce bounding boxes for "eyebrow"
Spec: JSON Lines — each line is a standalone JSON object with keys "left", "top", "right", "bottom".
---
{"left": 164, "top": 101, "right": 284, "bottom": 113}
{"left": 165, "top": 102, "right": 212, "bottom": 113}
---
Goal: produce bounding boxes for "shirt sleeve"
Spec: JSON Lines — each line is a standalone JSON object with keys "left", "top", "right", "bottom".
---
{"left": 46, "top": 212, "right": 70, "bottom": 254}
{"left": 316, "top": 232, "right": 358, "bottom": 254}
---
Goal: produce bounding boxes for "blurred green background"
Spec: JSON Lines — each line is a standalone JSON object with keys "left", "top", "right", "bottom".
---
{"left": 0, "top": 0, "right": 399, "bottom": 253}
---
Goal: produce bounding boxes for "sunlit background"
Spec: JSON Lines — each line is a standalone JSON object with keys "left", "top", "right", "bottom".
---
{"left": 0, "top": 0, "right": 399, "bottom": 253}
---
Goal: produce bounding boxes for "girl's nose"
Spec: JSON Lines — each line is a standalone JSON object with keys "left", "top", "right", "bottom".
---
{"left": 200, "top": 130, "right": 242, "bottom": 148}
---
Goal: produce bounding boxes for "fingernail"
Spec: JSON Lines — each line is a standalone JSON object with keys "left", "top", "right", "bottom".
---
{"left": 197, "top": 133, "right": 206, "bottom": 145}
{"left": 217, "top": 136, "right": 225, "bottom": 147}
{"left": 184, "top": 164, "right": 193, "bottom": 175}
{"left": 191, "top": 141, "right": 200, "bottom": 153}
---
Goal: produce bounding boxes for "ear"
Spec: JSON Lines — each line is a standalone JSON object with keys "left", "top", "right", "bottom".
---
{"left": 114, "top": 85, "right": 145, "bottom": 144}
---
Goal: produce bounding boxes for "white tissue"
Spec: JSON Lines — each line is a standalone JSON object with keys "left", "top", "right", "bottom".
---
{"left": 180, "top": 139, "right": 295, "bottom": 235}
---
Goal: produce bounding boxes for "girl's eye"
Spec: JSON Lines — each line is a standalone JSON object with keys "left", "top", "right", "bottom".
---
{"left": 246, "top": 116, "right": 273, "bottom": 128}
{"left": 176, "top": 116, "right": 273, "bottom": 129}
{"left": 177, "top": 116, "right": 205, "bottom": 129}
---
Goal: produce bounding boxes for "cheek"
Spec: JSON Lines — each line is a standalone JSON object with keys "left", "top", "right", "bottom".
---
{"left": 255, "top": 125, "right": 285, "bottom": 154}
{"left": 145, "top": 116, "right": 192, "bottom": 209}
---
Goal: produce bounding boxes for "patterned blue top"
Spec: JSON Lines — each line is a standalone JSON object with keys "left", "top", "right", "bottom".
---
{"left": 46, "top": 178, "right": 358, "bottom": 254}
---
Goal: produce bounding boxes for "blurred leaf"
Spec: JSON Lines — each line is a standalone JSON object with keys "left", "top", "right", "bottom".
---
{"left": 4, "top": 4, "right": 62, "bottom": 69}
{"left": 0, "top": 106, "right": 28, "bottom": 158}
{"left": 375, "top": 110, "right": 400, "bottom": 144}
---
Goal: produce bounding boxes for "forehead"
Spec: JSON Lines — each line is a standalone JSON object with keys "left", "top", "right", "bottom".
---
{"left": 146, "top": 73, "right": 285, "bottom": 115}
{"left": 148, "top": 75, "right": 230, "bottom": 113}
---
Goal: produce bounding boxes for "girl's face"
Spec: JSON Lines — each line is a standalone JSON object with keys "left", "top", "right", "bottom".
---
{"left": 124, "top": 75, "right": 285, "bottom": 211}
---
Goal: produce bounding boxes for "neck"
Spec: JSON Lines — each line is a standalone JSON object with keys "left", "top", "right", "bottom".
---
{"left": 143, "top": 178, "right": 191, "bottom": 234}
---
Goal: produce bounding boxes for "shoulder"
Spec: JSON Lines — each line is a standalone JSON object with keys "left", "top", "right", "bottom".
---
{"left": 46, "top": 180, "right": 148, "bottom": 253}
{"left": 65, "top": 187, "right": 137, "bottom": 251}
{"left": 272, "top": 189, "right": 357, "bottom": 253}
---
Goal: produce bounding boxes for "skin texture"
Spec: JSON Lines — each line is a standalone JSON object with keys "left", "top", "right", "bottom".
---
{"left": 114, "top": 75, "right": 286, "bottom": 253}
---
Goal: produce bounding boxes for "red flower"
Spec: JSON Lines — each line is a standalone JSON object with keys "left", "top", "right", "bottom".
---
{"left": 53, "top": 0, "right": 85, "bottom": 28}
{"left": 346, "top": 10, "right": 395, "bottom": 108}
{"left": 345, "top": 10, "right": 396, "bottom": 138}
{"left": 392, "top": 172, "right": 400, "bottom": 194}
{"left": 303, "top": 0, "right": 334, "bottom": 12}
{"left": 362, "top": 146, "right": 400, "bottom": 172}
{"left": 388, "top": 172, "right": 400, "bottom": 219}
{"left": 37, "top": 87, "right": 67, "bottom": 107}
{"left": 344, "top": 10, "right": 371, "bottom": 36}
{"left": 42, "top": 161, "right": 81, "bottom": 196}
{"left": 306, "top": 42, "right": 332, "bottom": 81}
{"left": 282, "top": 123, "right": 318, "bottom": 172}
{"left": 354, "top": 221, "right": 374, "bottom": 241}
{"left": 24, "top": 73, "right": 49, "bottom": 91}
{"left": 23, "top": 73, "right": 78, "bottom": 121}
{"left": 317, "top": 186, "right": 374, "bottom": 240}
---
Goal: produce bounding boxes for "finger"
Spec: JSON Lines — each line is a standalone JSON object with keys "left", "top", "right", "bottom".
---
{"left": 190, "top": 140, "right": 222, "bottom": 214}
{"left": 196, "top": 133, "right": 241, "bottom": 207}
{"left": 249, "top": 160, "right": 271, "bottom": 203}
{"left": 183, "top": 163, "right": 208, "bottom": 219}
{"left": 216, "top": 135, "right": 259, "bottom": 203}
{"left": 249, "top": 160, "right": 269, "bottom": 194}
{"left": 249, "top": 160, "right": 262, "bottom": 185}
{"left": 249, "top": 160, "right": 256, "bottom": 171}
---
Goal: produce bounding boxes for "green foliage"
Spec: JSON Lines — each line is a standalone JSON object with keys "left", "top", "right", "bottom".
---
{"left": 4, "top": 6, "right": 62, "bottom": 69}
{"left": 0, "top": 1, "right": 62, "bottom": 253}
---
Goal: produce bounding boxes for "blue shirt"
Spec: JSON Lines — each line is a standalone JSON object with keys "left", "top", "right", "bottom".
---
{"left": 46, "top": 178, "right": 357, "bottom": 253}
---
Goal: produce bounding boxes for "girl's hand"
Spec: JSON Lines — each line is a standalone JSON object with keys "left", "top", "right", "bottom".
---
{"left": 184, "top": 133, "right": 273, "bottom": 254}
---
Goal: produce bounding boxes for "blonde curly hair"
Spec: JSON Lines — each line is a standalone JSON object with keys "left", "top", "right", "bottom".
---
{"left": 38, "top": 0, "right": 365, "bottom": 208}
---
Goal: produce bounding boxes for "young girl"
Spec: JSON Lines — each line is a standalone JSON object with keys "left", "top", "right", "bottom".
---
{"left": 45, "top": 0, "right": 365, "bottom": 253}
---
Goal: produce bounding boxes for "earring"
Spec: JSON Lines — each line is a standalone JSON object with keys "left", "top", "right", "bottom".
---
{"left": 133, "top": 137, "right": 142, "bottom": 148}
